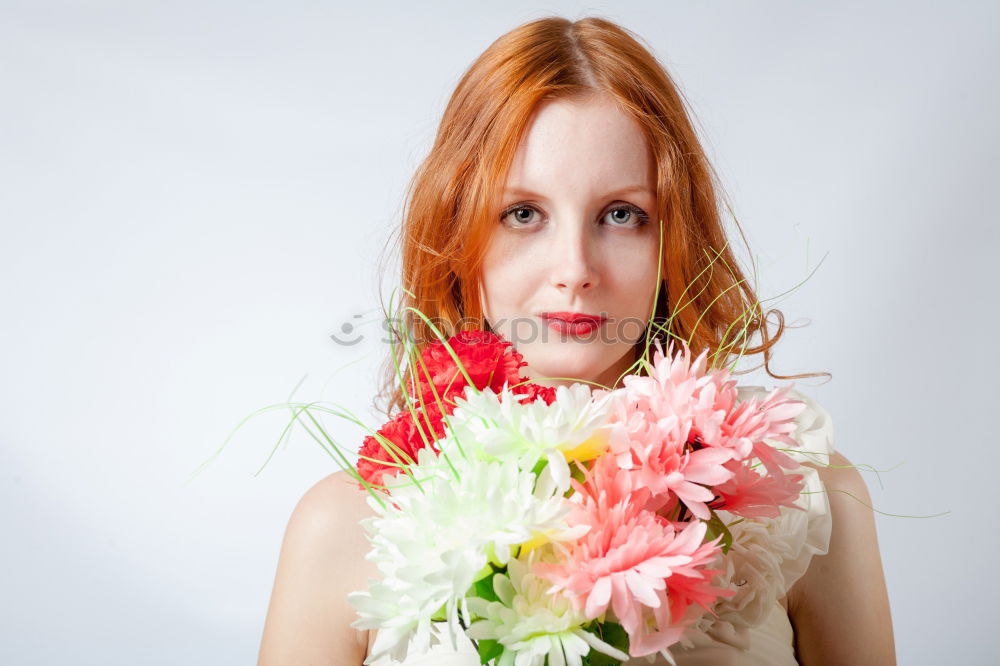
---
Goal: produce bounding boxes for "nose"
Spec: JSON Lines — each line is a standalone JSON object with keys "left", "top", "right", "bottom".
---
{"left": 549, "top": 217, "right": 598, "bottom": 294}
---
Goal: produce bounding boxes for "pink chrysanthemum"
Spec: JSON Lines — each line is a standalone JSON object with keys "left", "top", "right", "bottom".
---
{"left": 605, "top": 339, "right": 807, "bottom": 520}
{"left": 712, "top": 459, "right": 806, "bottom": 519}
{"left": 533, "top": 455, "right": 733, "bottom": 658}
{"left": 718, "top": 383, "right": 809, "bottom": 476}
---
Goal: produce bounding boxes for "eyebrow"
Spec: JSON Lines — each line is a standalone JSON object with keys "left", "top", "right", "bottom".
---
{"left": 502, "top": 184, "right": 654, "bottom": 198}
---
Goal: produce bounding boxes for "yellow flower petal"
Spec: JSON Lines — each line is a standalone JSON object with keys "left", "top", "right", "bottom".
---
{"left": 559, "top": 428, "right": 610, "bottom": 463}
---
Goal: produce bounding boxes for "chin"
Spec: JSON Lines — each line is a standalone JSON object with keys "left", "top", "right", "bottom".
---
{"left": 525, "top": 350, "right": 606, "bottom": 385}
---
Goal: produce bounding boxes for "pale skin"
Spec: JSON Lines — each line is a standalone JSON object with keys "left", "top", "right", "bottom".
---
{"left": 257, "top": 94, "right": 896, "bottom": 665}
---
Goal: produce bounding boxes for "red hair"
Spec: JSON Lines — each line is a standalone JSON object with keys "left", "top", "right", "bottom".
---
{"left": 374, "top": 15, "right": 829, "bottom": 417}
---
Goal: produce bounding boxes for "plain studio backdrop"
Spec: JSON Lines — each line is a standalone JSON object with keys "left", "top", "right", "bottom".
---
{"left": 2, "top": 1, "right": 996, "bottom": 664}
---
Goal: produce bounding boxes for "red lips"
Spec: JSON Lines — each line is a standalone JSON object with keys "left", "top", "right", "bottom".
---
{"left": 540, "top": 311, "right": 606, "bottom": 337}
{"left": 540, "top": 311, "right": 606, "bottom": 324}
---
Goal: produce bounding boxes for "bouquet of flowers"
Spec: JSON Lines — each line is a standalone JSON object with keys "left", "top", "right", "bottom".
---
{"left": 346, "top": 324, "right": 813, "bottom": 666}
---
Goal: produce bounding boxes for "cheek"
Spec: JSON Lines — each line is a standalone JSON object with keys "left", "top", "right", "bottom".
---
{"left": 605, "top": 236, "right": 661, "bottom": 289}
{"left": 480, "top": 243, "right": 522, "bottom": 316}
{"left": 601, "top": 244, "right": 662, "bottom": 330}
{"left": 480, "top": 237, "right": 541, "bottom": 308}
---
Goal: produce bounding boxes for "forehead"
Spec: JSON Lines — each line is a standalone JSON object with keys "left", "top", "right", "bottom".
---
{"left": 504, "top": 95, "right": 655, "bottom": 196}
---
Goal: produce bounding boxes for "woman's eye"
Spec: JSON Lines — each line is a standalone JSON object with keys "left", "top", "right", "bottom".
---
{"left": 500, "top": 206, "right": 540, "bottom": 228}
{"left": 603, "top": 205, "right": 650, "bottom": 228}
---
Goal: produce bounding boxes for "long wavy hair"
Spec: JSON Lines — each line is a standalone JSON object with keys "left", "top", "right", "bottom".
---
{"left": 372, "top": 15, "right": 829, "bottom": 418}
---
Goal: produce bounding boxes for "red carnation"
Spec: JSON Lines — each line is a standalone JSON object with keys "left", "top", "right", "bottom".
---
{"left": 414, "top": 330, "right": 528, "bottom": 408}
{"left": 510, "top": 381, "right": 557, "bottom": 405}
{"left": 357, "top": 329, "right": 556, "bottom": 488}
{"left": 356, "top": 400, "right": 447, "bottom": 489}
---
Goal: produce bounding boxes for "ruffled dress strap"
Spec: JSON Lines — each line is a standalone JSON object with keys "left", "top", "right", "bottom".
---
{"left": 768, "top": 387, "right": 836, "bottom": 593}
{"left": 662, "top": 386, "right": 836, "bottom": 665}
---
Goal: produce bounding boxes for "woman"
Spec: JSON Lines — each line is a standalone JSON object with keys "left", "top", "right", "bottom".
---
{"left": 258, "top": 15, "right": 895, "bottom": 665}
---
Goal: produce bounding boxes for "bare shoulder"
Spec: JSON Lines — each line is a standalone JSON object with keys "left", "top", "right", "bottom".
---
{"left": 794, "top": 449, "right": 875, "bottom": 599}
{"left": 788, "top": 451, "right": 897, "bottom": 665}
{"left": 292, "top": 469, "right": 376, "bottom": 531}
{"left": 807, "top": 450, "right": 871, "bottom": 502}
{"left": 257, "top": 470, "right": 380, "bottom": 666}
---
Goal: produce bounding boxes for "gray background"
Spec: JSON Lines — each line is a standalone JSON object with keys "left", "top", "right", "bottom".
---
{"left": 2, "top": 1, "right": 996, "bottom": 664}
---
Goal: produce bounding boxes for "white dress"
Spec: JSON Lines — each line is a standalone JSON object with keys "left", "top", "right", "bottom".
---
{"left": 366, "top": 386, "right": 835, "bottom": 666}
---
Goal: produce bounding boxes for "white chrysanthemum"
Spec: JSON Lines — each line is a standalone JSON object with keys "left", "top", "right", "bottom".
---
{"left": 441, "top": 382, "right": 614, "bottom": 488}
{"left": 349, "top": 446, "right": 589, "bottom": 665}
{"left": 467, "top": 546, "right": 630, "bottom": 666}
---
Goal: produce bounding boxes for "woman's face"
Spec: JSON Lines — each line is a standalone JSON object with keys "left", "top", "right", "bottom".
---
{"left": 479, "top": 94, "right": 662, "bottom": 389}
